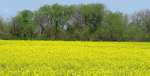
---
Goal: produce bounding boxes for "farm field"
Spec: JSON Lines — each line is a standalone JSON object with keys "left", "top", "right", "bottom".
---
{"left": 0, "top": 41, "right": 149, "bottom": 76}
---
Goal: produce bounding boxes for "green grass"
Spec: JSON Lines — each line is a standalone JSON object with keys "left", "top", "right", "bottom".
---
{"left": 0, "top": 40, "right": 149, "bottom": 76}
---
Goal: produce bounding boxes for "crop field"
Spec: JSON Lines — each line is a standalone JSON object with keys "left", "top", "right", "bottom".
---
{"left": 0, "top": 40, "right": 149, "bottom": 76}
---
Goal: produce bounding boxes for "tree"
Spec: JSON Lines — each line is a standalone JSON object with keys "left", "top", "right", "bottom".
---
{"left": 95, "top": 11, "right": 127, "bottom": 41}
{"left": 11, "top": 10, "right": 35, "bottom": 39}
{"left": 80, "top": 4, "right": 105, "bottom": 34}
{"left": 64, "top": 4, "right": 105, "bottom": 40}
{"left": 0, "top": 17, "right": 4, "bottom": 33}
{"left": 129, "top": 9, "right": 150, "bottom": 41}
{"left": 34, "top": 4, "right": 70, "bottom": 39}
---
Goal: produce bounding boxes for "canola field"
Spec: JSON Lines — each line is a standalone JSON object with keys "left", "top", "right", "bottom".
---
{"left": 0, "top": 40, "right": 150, "bottom": 76}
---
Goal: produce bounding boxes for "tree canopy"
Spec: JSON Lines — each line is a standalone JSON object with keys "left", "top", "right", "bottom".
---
{"left": 0, "top": 4, "right": 150, "bottom": 41}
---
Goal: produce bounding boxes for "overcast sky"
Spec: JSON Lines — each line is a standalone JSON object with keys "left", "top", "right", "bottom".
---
{"left": 0, "top": 0, "right": 150, "bottom": 19}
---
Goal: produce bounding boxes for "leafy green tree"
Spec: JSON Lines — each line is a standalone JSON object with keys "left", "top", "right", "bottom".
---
{"left": 65, "top": 4, "right": 105, "bottom": 40}
{"left": 96, "top": 11, "right": 127, "bottom": 41}
{"left": 34, "top": 4, "right": 71, "bottom": 39}
{"left": 80, "top": 4, "right": 105, "bottom": 33}
{"left": 11, "top": 10, "right": 35, "bottom": 39}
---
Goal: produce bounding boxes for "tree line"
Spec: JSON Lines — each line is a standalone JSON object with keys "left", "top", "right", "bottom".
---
{"left": 0, "top": 3, "right": 150, "bottom": 41}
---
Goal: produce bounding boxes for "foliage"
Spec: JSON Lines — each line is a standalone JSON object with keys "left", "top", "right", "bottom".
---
{"left": 0, "top": 4, "right": 150, "bottom": 41}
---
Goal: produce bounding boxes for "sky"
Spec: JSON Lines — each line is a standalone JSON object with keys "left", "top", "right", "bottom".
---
{"left": 0, "top": 0, "right": 150, "bottom": 19}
